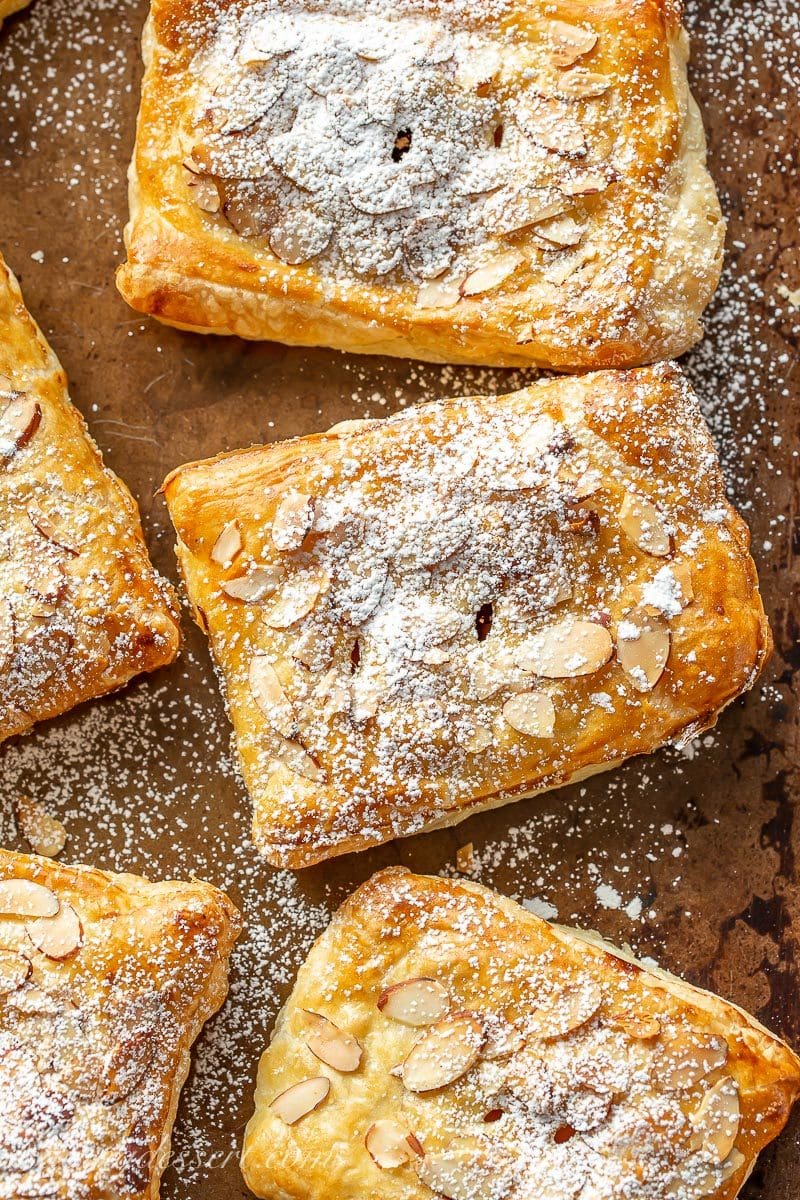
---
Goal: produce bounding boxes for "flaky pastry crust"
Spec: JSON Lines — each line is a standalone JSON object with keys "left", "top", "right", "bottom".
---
{"left": 163, "top": 364, "right": 770, "bottom": 867}
{"left": 242, "top": 867, "right": 800, "bottom": 1200}
{"left": 0, "top": 0, "right": 30, "bottom": 26}
{"left": 0, "top": 848, "right": 241, "bottom": 1199}
{"left": 0, "top": 252, "right": 181, "bottom": 744}
{"left": 117, "top": 0, "right": 723, "bottom": 368}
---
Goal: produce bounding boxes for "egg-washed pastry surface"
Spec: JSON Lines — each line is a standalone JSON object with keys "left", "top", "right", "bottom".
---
{"left": 163, "top": 364, "right": 770, "bottom": 868}
{"left": 117, "top": 0, "right": 723, "bottom": 368}
{"left": 0, "top": 0, "right": 31, "bottom": 26}
{"left": 0, "top": 848, "right": 241, "bottom": 1200}
{"left": 242, "top": 867, "right": 800, "bottom": 1200}
{"left": 0, "top": 252, "right": 181, "bottom": 744}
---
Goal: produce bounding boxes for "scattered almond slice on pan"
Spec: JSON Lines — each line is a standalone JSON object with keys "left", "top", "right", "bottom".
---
{"left": 378, "top": 977, "right": 450, "bottom": 1026}
{"left": 303, "top": 1010, "right": 362, "bottom": 1072}
{"left": 401, "top": 1011, "right": 484, "bottom": 1092}
{"left": 365, "top": 1120, "right": 424, "bottom": 1168}
{"left": 15, "top": 795, "right": 67, "bottom": 858}
{"left": 269, "top": 1076, "right": 330, "bottom": 1124}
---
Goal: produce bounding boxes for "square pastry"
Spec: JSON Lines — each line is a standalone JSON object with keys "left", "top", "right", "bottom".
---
{"left": 117, "top": 0, "right": 723, "bottom": 368}
{"left": 0, "top": 252, "right": 181, "bottom": 743}
{"left": 242, "top": 867, "right": 800, "bottom": 1200}
{"left": 163, "top": 364, "right": 770, "bottom": 867}
{"left": 0, "top": 848, "right": 240, "bottom": 1199}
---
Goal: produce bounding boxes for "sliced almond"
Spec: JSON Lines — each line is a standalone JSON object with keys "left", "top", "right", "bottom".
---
{"left": 273, "top": 739, "right": 323, "bottom": 784}
{"left": 211, "top": 520, "right": 243, "bottom": 566}
{"left": 518, "top": 619, "right": 613, "bottom": 678}
{"left": 560, "top": 172, "right": 612, "bottom": 197}
{"left": 465, "top": 726, "right": 493, "bottom": 753}
{"left": 401, "top": 1012, "right": 484, "bottom": 1092}
{"left": 186, "top": 173, "right": 221, "bottom": 214}
{"left": 26, "top": 902, "right": 82, "bottom": 960}
{"left": 262, "top": 574, "right": 325, "bottom": 628}
{"left": 417, "top": 1148, "right": 503, "bottom": 1200}
{"left": 670, "top": 561, "right": 694, "bottom": 606}
{"left": 27, "top": 506, "right": 79, "bottom": 557}
{"left": 610, "top": 1014, "right": 662, "bottom": 1040}
{"left": 517, "top": 95, "right": 586, "bottom": 157}
{"left": 502, "top": 691, "right": 556, "bottom": 739}
{"left": 15, "top": 796, "right": 67, "bottom": 858}
{"left": 365, "top": 1119, "right": 424, "bottom": 1169}
{"left": 455, "top": 843, "right": 475, "bottom": 874}
{"left": 416, "top": 279, "right": 463, "bottom": 309}
{"left": 249, "top": 656, "right": 295, "bottom": 737}
{"left": 617, "top": 607, "right": 670, "bottom": 693}
{"left": 570, "top": 468, "right": 603, "bottom": 500}
{"left": 0, "top": 597, "right": 13, "bottom": 672}
{"left": 481, "top": 1012, "right": 526, "bottom": 1061}
{"left": 546, "top": 21, "right": 598, "bottom": 67}
{"left": 482, "top": 187, "right": 567, "bottom": 235}
{"left": 535, "top": 214, "right": 585, "bottom": 247}
{"left": 378, "top": 977, "right": 450, "bottom": 1027}
{"left": 0, "top": 878, "right": 59, "bottom": 918}
{"left": 462, "top": 251, "right": 524, "bottom": 297}
{"left": 557, "top": 68, "right": 612, "bottom": 98}
{"left": 656, "top": 1029, "right": 728, "bottom": 1091}
{"left": 269, "top": 1076, "right": 330, "bottom": 1125}
{"left": 221, "top": 566, "right": 282, "bottom": 603}
{"left": 690, "top": 1076, "right": 740, "bottom": 1163}
{"left": 272, "top": 490, "right": 314, "bottom": 552}
{"left": 303, "top": 1010, "right": 362, "bottom": 1073}
{"left": 269, "top": 210, "right": 333, "bottom": 265}
{"left": 618, "top": 493, "right": 671, "bottom": 556}
{"left": 0, "top": 949, "right": 32, "bottom": 994}
{"left": 524, "top": 980, "right": 602, "bottom": 1040}
{"left": 0, "top": 393, "right": 41, "bottom": 459}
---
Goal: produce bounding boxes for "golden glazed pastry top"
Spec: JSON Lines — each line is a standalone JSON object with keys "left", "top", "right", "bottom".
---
{"left": 242, "top": 868, "right": 800, "bottom": 1200}
{"left": 0, "top": 0, "right": 30, "bottom": 27}
{"left": 0, "top": 253, "right": 181, "bottom": 743}
{"left": 0, "top": 849, "right": 241, "bottom": 1200}
{"left": 118, "top": 0, "right": 724, "bottom": 367}
{"left": 163, "top": 364, "right": 770, "bottom": 867}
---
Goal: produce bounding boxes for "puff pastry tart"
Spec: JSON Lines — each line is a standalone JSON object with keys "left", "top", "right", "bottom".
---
{"left": 242, "top": 867, "right": 800, "bottom": 1200}
{"left": 0, "top": 847, "right": 241, "bottom": 1199}
{"left": 0, "top": 0, "right": 30, "bottom": 27}
{"left": 163, "top": 364, "right": 770, "bottom": 867}
{"left": 117, "top": 0, "right": 723, "bottom": 368}
{"left": 0, "top": 252, "right": 181, "bottom": 744}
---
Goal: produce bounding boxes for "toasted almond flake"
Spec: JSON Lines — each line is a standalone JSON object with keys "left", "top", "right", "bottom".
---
{"left": 469, "top": 646, "right": 524, "bottom": 700}
{"left": 0, "top": 597, "right": 13, "bottom": 672}
{"left": 29, "top": 560, "right": 66, "bottom": 604}
{"left": 15, "top": 796, "right": 67, "bottom": 858}
{"left": 465, "top": 725, "right": 493, "bottom": 753}
{"left": 618, "top": 493, "right": 671, "bottom": 556}
{"left": 610, "top": 1014, "right": 661, "bottom": 1040}
{"left": 546, "top": 20, "right": 598, "bottom": 67}
{"left": 211, "top": 520, "right": 242, "bottom": 566}
{"left": 303, "top": 1010, "right": 362, "bottom": 1073}
{"left": 421, "top": 646, "right": 452, "bottom": 666}
{"left": 401, "top": 1012, "right": 484, "bottom": 1092}
{"left": 560, "top": 172, "right": 612, "bottom": 197}
{"left": 483, "top": 187, "right": 567, "bottom": 235}
{"left": 186, "top": 173, "right": 221, "bottom": 213}
{"left": 571, "top": 468, "right": 603, "bottom": 500}
{"left": 462, "top": 251, "right": 524, "bottom": 297}
{"left": 221, "top": 566, "right": 282, "bottom": 603}
{"left": 0, "top": 878, "right": 59, "bottom": 918}
{"left": 517, "top": 95, "right": 586, "bottom": 157}
{"left": 272, "top": 490, "right": 314, "bottom": 551}
{"left": 0, "top": 393, "right": 41, "bottom": 459}
{"left": 656, "top": 1029, "right": 728, "bottom": 1090}
{"left": 670, "top": 561, "right": 695, "bottom": 606}
{"left": 455, "top": 843, "right": 475, "bottom": 873}
{"left": 0, "top": 949, "right": 32, "bottom": 994}
{"left": 518, "top": 619, "right": 613, "bottom": 678}
{"left": 535, "top": 215, "right": 585, "bottom": 247}
{"left": 481, "top": 1013, "right": 525, "bottom": 1060}
{"left": 502, "top": 691, "right": 556, "bottom": 738}
{"left": 263, "top": 574, "right": 325, "bottom": 628}
{"left": 274, "top": 738, "right": 323, "bottom": 783}
{"left": 455, "top": 44, "right": 502, "bottom": 92}
{"left": 417, "top": 1148, "right": 503, "bottom": 1200}
{"left": 617, "top": 607, "right": 670, "bottom": 692}
{"left": 26, "top": 902, "right": 83, "bottom": 960}
{"left": 378, "top": 977, "right": 450, "bottom": 1027}
{"left": 524, "top": 980, "right": 602, "bottom": 1039}
{"left": 27, "top": 506, "right": 79, "bottom": 557}
{"left": 365, "top": 1120, "right": 424, "bottom": 1169}
{"left": 690, "top": 1076, "right": 740, "bottom": 1162}
{"left": 557, "top": 67, "right": 612, "bottom": 98}
{"left": 416, "top": 279, "right": 463, "bottom": 309}
{"left": 269, "top": 1076, "right": 330, "bottom": 1124}
{"left": 269, "top": 210, "right": 333, "bottom": 265}
{"left": 249, "top": 656, "right": 295, "bottom": 737}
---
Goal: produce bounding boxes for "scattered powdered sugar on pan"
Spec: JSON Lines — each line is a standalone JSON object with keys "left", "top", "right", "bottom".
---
{"left": 0, "top": 0, "right": 798, "bottom": 1194}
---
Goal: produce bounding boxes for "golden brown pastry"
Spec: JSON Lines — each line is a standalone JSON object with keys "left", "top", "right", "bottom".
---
{"left": 117, "top": 0, "right": 723, "bottom": 368}
{"left": 162, "top": 364, "right": 770, "bottom": 868}
{"left": 0, "top": 251, "right": 181, "bottom": 743}
{"left": 0, "top": 847, "right": 241, "bottom": 1199}
{"left": 241, "top": 867, "right": 800, "bottom": 1200}
{"left": 0, "top": 0, "right": 31, "bottom": 27}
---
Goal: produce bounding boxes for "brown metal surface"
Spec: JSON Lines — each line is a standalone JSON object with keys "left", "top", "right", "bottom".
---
{"left": 0, "top": 0, "right": 798, "bottom": 1196}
